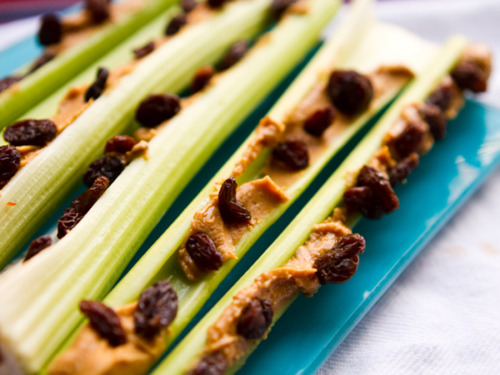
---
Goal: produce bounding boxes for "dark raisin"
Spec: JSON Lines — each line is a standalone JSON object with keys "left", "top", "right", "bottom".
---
{"left": 134, "top": 280, "right": 178, "bottom": 340}
{"left": 219, "top": 41, "right": 250, "bottom": 71}
{"left": 315, "top": 233, "right": 365, "bottom": 284}
{"left": 133, "top": 41, "right": 155, "bottom": 60}
{"left": 272, "top": 138, "right": 309, "bottom": 170}
{"left": 187, "top": 352, "right": 228, "bottom": 375}
{"left": 28, "top": 51, "right": 57, "bottom": 74}
{"left": 83, "top": 156, "right": 124, "bottom": 187}
{"left": 304, "top": 106, "right": 335, "bottom": 137}
{"left": 85, "top": 0, "right": 111, "bottom": 24}
{"left": 80, "top": 300, "right": 127, "bottom": 347}
{"left": 451, "top": 61, "right": 488, "bottom": 93}
{"left": 135, "top": 93, "right": 181, "bottom": 127}
{"left": 218, "top": 177, "right": 251, "bottom": 224}
{"left": 4, "top": 119, "right": 57, "bottom": 147}
{"left": 426, "top": 85, "right": 454, "bottom": 112}
{"left": 237, "top": 297, "right": 273, "bottom": 340}
{"left": 191, "top": 66, "right": 216, "bottom": 94}
{"left": 24, "top": 236, "right": 52, "bottom": 262}
{"left": 207, "top": 0, "right": 227, "bottom": 9}
{"left": 166, "top": 14, "right": 187, "bottom": 36}
{"left": 327, "top": 70, "right": 373, "bottom": 116}
{"left": 85, "top": 67, "right": 109, "bottom": 102}
{"left": 0, "top": 75, "right": 23, "bottom": 93}
{"left": 38, "top": 13, "right": 62, "bottom": 46}
{"left": 105, "top": 135, "right": 136, "bottom": 154}
{"left": 181, "top": 0, "right": 198, "bottom": 12}
{"left": 186, "top": 232, "right": 223, "bottom": 270}
{"left": 389, "top": 120, "right": 427, "bottom": 159}
{"left": 0, "top": 146, "right": 21, "bottom": 185}
{"left": 58, "top": 176, "right": 109, "bottom": 238}
{"left": 270, "top": 0, "right": 298, "bottom": 18}
{"left": 419, "top": 103, "right": 447, "bottom": 141}
{"left": 388, "top": 153, "right": 419, "bottom": 187}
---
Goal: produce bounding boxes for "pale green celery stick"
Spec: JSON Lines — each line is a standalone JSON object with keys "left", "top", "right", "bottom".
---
{"left": 0, "top": 0, "right": 332, "bottom": 372}
{"left": 0, "top": 0, "right": 272, "bottom": 267}
{"left": 153, "top": 36, "right": 468, "bottom": 375}
{"left": 0, "top": 0, "right": 178, "bottom": 130}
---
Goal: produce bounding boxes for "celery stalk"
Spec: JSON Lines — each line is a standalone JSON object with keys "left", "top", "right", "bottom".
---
{"left": 0, "top": 0, "right": 272, "bottom": 267}
{"left": 0, "top": 1, "right": 334, "bottom": 373}
{"left": 153, "top": 36, "right": 468, "bottom": 375}
{"left": 0, "top": 0, "right": 178, "bottom": 130}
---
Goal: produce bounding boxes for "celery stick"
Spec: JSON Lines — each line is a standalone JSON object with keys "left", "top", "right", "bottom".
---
{"left": 0, "top": 0, "right": 272, "bottom": 267}
{"left": 153, "top": 36, "right": 468, "bottom": 375}
{"left": 0, "top": 0, "right": 178, "bottom": 130}
{"left": 0, "top": 1, "right": 333, "bottom": 373}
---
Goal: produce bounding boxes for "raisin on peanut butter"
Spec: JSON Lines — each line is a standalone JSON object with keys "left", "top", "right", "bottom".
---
{"left": 181, "top": 0, "right": 198, "bottom": 13}
{"left": 85, "top": 0, "right": 111, "bottom": 24}
{"left": 218, "top": 177, "right": 251, "bottom": 224}
{"left": 83, "top": 156, "right": 124, "bottom": 187}
{"left": 80, "top": 300, "right": 127, "bottom": 347}
{"left": 419, "top": 103, "right": 447, "bottom": 141}
{"left": 29, "top": 51, "right": 57, "bottom": 74}
{"left": 133, "top": 41, "right": 155, "bottom": 60}
{"left": 135, "top": 93, "right": 181, "bottom": 127}
{"left": 270, "top": 0, "right": 298, "bottom": 18}
{"left": 0, "top": 146, "right": 21, "bottom": 187}
{"left": 426, "top": 85, "right": 455, "bottom": 112}
{"left": 236, "top": 297, "right": 273, "bottom": 340}
{"left": 4, "top": 119, "right": 57, "bottom": 147}
{"left": 166, "top": 14, "right": 187, "bottom": 36}
{"left": 388, "top": 153, "right": 419, "bottom": 187}
{"left": 187, "top": 352, "right": 228, "bottom": 375}
{"left": 451, "top": 61, "right": 488, "bottom": 93}
{"left": 388, "top": 120, "right": 427, "bottom": 160}
{"left": 272, "top": 138, "right": 309, "bottom": 170}
{"left": 24, "top": 235, "right": 52, "bottom": 262}
{"left": 186, "top": 232, "right": 224, "bottom": 270}
{"left": 207, "top": 0, "right": 227, "bottom": 9}
{"left": 105, "top": 135, "right": 136, "bottom": 154}
{"left": 304, "top": 105, "right": 335, "bottom": 137}
{"left": 38, "top": 13, "right": 62, "bottom": 46}
{"left": 327, "top": 70, "right": 373, "bottom": 116}
{"left": 0, "top": 76, "right": 23, "bottom": 93}
{"left": 219, "top": 41, "right": 250, "bottom": 71}
{"left": 191, "top": 66, "right": 216, "bottom": 94}
{"left": 85, "top": 67, "right": 109, "bottom": 102}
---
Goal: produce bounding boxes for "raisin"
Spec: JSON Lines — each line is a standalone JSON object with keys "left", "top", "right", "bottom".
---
{"left": 191, "top": 66, "right": 216, "bottom": 94}
{"left": 181, "top": 0, "right": 198, "bottom": 13}
{"left": 219, "top": 41, "right": 250, "bottom": 71}
{"left": 270, "top": 0, "right": 298, "bottom": 18}
{"left": 187, "top": 352, "right": 228, "bottom": 375}
{"left": 218, "top": 177, "right": 251, "bottom": 224}
{"left": 24, "top": 236, "right": 52, "bottom": 262}
{"left": 451, "top": 61, "right": 488, "bottom": 93}
{"left": 134, "top": 280, "right": 178, "bottom": 340}
{"left": 28, "top": 51, "right": 56, "bottom": 74}
{"left": 85, "top": 0, "right": 111, "bottom": 24}
{"left": 166, "top": 14, "right": 187, "bottom": 36}
{"left": 304, "top": 106, "right": 335, "bottom": 137}
{"left": 186, "top": 232, "right": 223, "bottom": 270}
{"left": 58, "top": 176, "right": 109, "bottom": 238}
{"left": 80, "top": 300, "right": 127, "bottom": 347}
{"left": 133, "top": 41, "right": 155, "bottom": 60}
{"left": 0, "top": 146, "right": 21, "bottom": 185}
{"left": 327, "top": 70, "right": 373, "bottom": 116}
{"left": 83, "top": 156, "right": 124, "bottom": 187}
{"left": 38, "top": 13, "right": 62, "bottom": 46}
{"left": 0, "top": 75, "right": 23, "bottom": 93}
{"left": 4, "top": 119, "right": 57, "bottom": 147}
{"left": 390, "top": 120, "right": 427, "bottom": 159}
{"left": 135, "top": 93, "right": 181, "bottom": 127}
{"left": 314, "top": 233, "right": 365, "bottom": 284}
{"left": 207, "top": 0, "right": 227, "bottom": 9}
{"left": 272, "top": 138, "right": 309, "bottom": 170}
{"left": 419, "top": 103, "right": 447, "bottom": 141}
{"left": 388, "top": 153, "right": 419, "bottom": 187}
{"left": 426, "top": 85, "right": 454, "bottom": 112}
{"left": 237, "top": 297, "right": 273, "bottom": 340}
{"left": 105, "top": 135, "right": 136, "bottom": 154}
{"left": 85, "top": 67, "right": 109, "bottom": 102}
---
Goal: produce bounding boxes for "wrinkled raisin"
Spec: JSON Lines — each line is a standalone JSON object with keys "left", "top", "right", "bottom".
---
{"left": 191, "top": 66, "right": 216, "bottom": 94}
{"left": 451, "top": 61, "right": 488, "bottom": 93}
{"left": 0, "top": 146, "right": 21, "bottom": 185}
{"left": 83, "top": 156, "right": 123, "bottom": 187}
{"left": 207, "top": 0, "right": 227, "bottom": 9}
{"left": 134, "top": 280, "right": 178, "bottom": 340}
{"left": 237, "top": 297, "right": 273, "bottom": 340}
{"left": 181, "top": 0, "right": 198, "bottom": 13}
{"left": 304, "top": 106, "right": 335, "bottom": 137}
{"left": 28, "top": 51, "right": 57, "bottom": 74}
{"left": 135, "top": 93, "right": 181, "bottom": 127}
{"left": 388, "top": 153, "right": 419, "bottom": 187}
{"left": 85, "top": 67, "right": 109, "bottom": 102}
{"left": 85, "top": 0, "right": 110, "bottom": 24}
{"left": 4, "top": 119, "right": 57, "bottom": 147}
{"left": 426, "top": 85, "right": 454, "bottom": 112}
{"left": 80, "top": 300, "right": 127, "bottom": 347}
{"left": 0, "top": 75, "right": 23, "bottom": 93}
{"left": 419, "top": 103, "right": 447, "bottom": 141}
{"left": 186, "top": 232, "right": 223, "bottom": 270}
{"left": 166, "top": 14, "right": 187, "bottom": 36}
{"left": 315, "top": 233, "right": 365, "bottom": 284}
{"left": 272, "top": 138, "right": 309, "bottom": 170}
{"left": 105, "top": 135, "right": 136, "bottom": 154}
{"left": 270, "top": 0, "right": 298, "bottom": 18}
{"left": 58, "top": 176, "right": 109, "bottom": 238}
{"left": 24, "top": 236, "right": 52, "bottom": 262}
{"left": 133, "top": 41, "right": 155, "bottom": 59}
{"left": 219, "top": 41, "right": 250, "bottom": 71}
{"left": 218, "top": 177, "right": 251, "bottom": 224}
{"left": 327, "top": 70, "right": 373, "bottom": 116}
{"left": 187, "top": 352, "right": 228, "bottom": 375}
{"left": 38, "top": 13, "right": 62, "bottom": 46}
{"left": 390, "top": 120, "right": 427, "bottom": 159}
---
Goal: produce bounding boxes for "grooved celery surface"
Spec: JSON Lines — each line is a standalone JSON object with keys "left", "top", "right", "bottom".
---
{"left": 0, "top": 0, "right": 177, "bottom": 130}
{"left": 153, "top": 36, "right": 468, "bottom": 375}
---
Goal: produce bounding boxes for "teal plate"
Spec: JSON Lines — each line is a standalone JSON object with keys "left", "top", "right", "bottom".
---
{"left": 2, "top": 24, "right": 500, "bottom": 375}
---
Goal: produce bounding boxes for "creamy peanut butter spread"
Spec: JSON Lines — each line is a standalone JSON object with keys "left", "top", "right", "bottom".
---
{"left": 48, "top": 303, "right": 167, "bottom": 375}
